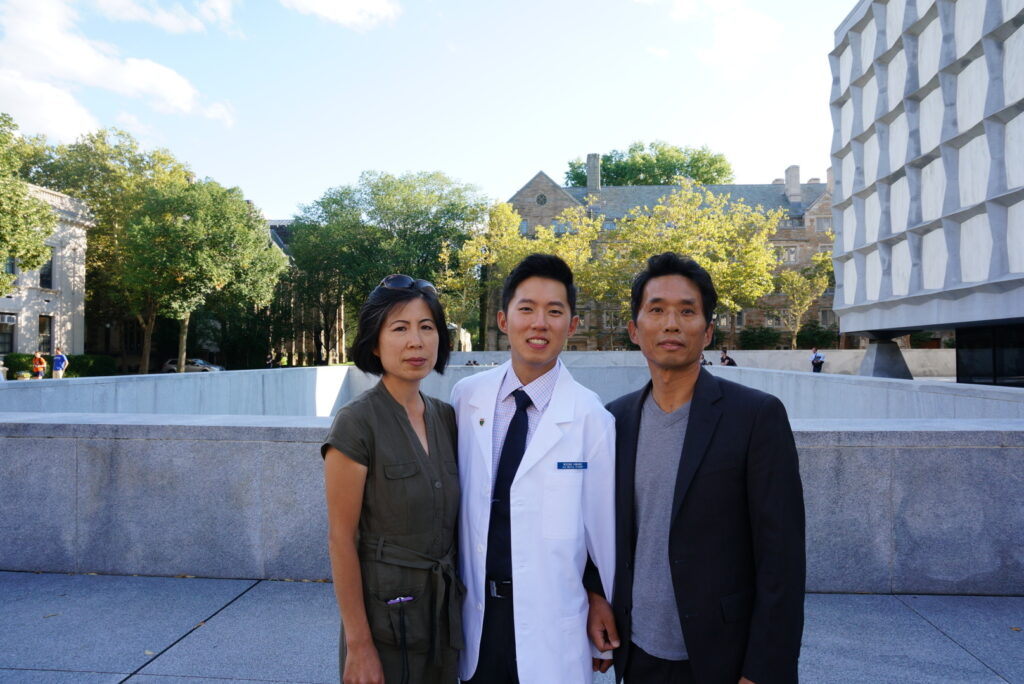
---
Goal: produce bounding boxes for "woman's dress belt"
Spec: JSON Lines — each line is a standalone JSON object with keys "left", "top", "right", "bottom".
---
{"left": 359, "top": 535, "right": 465, "bottom": 662}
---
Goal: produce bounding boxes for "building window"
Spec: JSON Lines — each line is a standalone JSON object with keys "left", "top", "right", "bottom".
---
{"left": 820, "top": 309, "right": 836, "bottom": 326}
{"left": 816, "top": 217, "right": 833, "bottom": 231}
{"left": 778, "top": 218, "right": 804, "bottom": 230}
{"left": 0, "top": 314, "right": 14, "bottom": 354}
{"left": 765, "top": 311, "right": 784, "bottom": 328}
{"left": 38, "top": 248, "right": 54, "bottom": 289}
{"left": 38, "top": 315, "right": 53, "bottom": 353}
{"left": 776, "top": 246, "right": 798, "bottom": 264}
{"left": 3, "top": 257, "right": 15, "bottom": 275}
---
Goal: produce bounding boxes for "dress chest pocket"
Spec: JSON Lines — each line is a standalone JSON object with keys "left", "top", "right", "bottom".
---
{"left": 373, "top": 460, "right": 426, "bottom": 533}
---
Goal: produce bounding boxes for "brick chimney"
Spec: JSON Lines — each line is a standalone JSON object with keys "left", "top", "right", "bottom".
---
{"left": 826, "top": 166, "right": 835, "bottom": 193}
{"left": 586, "top": 153, "right": 601, "bottom": 194}
{"left": 785, "top": 165, "right": 802, "bottom": 204}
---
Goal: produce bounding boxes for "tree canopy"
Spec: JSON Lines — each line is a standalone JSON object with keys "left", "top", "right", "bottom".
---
{"left": 565, "top": 141, "right": 734, "bottom": 187}
{"left": 0, "top": 113, "right": 56, "bottom": 295}
{"left": 290, "top": 171, "right": 489, "bottom": 363}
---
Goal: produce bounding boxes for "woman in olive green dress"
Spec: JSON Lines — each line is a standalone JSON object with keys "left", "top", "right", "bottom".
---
{"left": 322, "top": 275, "right": 462, "bottom": 684}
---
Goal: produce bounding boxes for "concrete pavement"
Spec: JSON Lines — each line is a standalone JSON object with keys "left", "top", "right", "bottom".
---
{"left": 1, "top": 571, "right": 1021, "bottom": 683}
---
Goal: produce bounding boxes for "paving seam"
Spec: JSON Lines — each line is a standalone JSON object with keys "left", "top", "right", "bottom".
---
{"left": 117, "top": 579, "right": 263, "bottom": 684}
{"left": 894, "top": 594, "right": 1011, "bottom": 683}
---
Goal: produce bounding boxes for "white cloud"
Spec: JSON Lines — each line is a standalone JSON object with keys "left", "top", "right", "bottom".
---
{"left": 0, "top": 0, "right": 233, "bottom": 132}
{"left": 197, "top": 0, "right": 237, "bottom": 27}
{"left": 279, "top": 0, "right": 401, "bottom": 29}
{"left": 647, "top": 46, "right": 670, "bottom": 59}
{"left": 115, "top": 111, "right": 156, "bottom": 138}
{"left": 0, "top": 68, "right": 99, "bottom": 140}
{"left": 203, "top": 102, "right": 235, "bottom": 127}
{"left": 93, "top": 0, "right": 205, "bottom": 33}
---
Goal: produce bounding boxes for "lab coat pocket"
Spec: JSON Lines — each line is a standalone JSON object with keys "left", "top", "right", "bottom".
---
{"left": 542, "top": 469, "right": 584, "bottom": 539}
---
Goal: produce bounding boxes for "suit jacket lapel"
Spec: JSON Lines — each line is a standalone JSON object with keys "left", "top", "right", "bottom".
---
{"left": 620, "top": 383, "right": 649, "bottom": 554}
{"left": 513, "top": 363, "right": 574, "bottom": 482}
{"left": 671, "top": 368, "right": 723, "bottom": 523}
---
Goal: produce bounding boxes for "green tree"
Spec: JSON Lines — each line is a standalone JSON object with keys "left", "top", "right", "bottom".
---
{"left": 121, "top": 179, "right": 286, "bottom": 372}
{"left": 450, "top": 202, "right": 607, "bottom": 344}
{"left": 566, "top": 141, "right": 734, "bottom": 187}
{"left": 292, "top": 172, "right": 488, "bottom": 363}
{"left": 18, "top": 129, "right": 192, "bottom": 354}
{"left": 0, "top": 113, "right": 56, "bottom": 294}
{"left": 603, "top": 180, "right": 782, "bottom": 340}
{"left": 739, "top": 325, "right": 781, "bottom": 350}
{"left": 774, "top": 250, "right": 832, "bottom": 349}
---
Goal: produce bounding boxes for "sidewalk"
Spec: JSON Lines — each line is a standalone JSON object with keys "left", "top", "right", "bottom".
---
{"left": 0, "top": 572, "right": 1020, "bottom": 683}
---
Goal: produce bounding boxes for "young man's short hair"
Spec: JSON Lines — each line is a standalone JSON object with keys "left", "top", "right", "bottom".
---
{"left": 500, "top": 254, "right": 578, "bottom": 315}
{"left": 630, "top": 252, "right": 718, "bottom": 325}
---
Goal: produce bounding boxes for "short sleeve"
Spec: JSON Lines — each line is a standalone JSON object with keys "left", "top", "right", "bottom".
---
{"left": 320, "top": 403, "right": 372, "bottom": 466}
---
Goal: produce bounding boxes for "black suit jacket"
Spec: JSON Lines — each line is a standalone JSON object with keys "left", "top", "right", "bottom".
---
{"left": 599, "top": 368, "right": 805, "bottom": 684}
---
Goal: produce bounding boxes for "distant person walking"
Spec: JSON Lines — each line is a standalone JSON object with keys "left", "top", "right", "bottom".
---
{"left": 810, "top": 347, "right": 825, "bottom": 373}
{"left": 720, "top": 348, "right": 737, "bottom": 366}
{"left": 52, "top": 348, "right": 69, "bottom": 379}
{"left": 31, "top": 352, "right": 46, "bottom": 379}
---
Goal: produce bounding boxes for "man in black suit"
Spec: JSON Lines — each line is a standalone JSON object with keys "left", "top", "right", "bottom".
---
{"left": 587, "top": 253, "right": 805, "bottom": 684}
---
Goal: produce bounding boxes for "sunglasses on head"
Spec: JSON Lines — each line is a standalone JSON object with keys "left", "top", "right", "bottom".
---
{"left": 378, "top": 274, "right": 438, "bottom": 296}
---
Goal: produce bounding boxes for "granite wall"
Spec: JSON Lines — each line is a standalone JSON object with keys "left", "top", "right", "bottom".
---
{"left": 2, "top": 414, "right": 1021, "bottom": 594}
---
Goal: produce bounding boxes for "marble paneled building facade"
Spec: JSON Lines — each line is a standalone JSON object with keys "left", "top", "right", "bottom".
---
{"left": 830, "top": 0, "right": 1024, "bottom": 384}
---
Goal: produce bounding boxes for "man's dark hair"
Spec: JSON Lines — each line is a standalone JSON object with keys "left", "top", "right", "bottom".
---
{"left": 630, "top": 252, "right": 718, "bottom": 325}
{"left": 501, "top": 253, "right": 577, "bottom": 315}
{"left": 352, "top": 286, "right": 450, "bottom": 376}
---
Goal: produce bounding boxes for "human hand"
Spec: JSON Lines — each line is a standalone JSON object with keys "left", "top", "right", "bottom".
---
{"left": 587, "top": 591, "right": 620, "bottom": 653}
{"left": 342, "top": 640, "right": 384, "bottom": 684}
{"left": 739, "top": 677, "right": 756, "bottom": 684}
{"left": 593, "top": 656, "right": 614, "bottom": 673}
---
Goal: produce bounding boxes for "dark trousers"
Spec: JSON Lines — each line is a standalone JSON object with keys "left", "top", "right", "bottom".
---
{"left": 464, "top": 594, "right": 518, "bottom": 684}
{"left": 624, "top": 642, "right": 695, "bottom": 684}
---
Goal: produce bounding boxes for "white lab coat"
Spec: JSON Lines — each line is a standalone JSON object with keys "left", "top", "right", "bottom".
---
{"left": 452, "top": 361, "right": 616, "bottom": 684}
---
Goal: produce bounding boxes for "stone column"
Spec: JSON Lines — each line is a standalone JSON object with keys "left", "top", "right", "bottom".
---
{"left": 858, "top": 332, "right": 913, "bottom": 379}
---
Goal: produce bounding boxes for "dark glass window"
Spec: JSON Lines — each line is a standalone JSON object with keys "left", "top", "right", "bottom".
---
{"left": 3, "top": 257, "right": 15, "bottom": 275}
{"left": 39, "top": 248, "right": 54, "bottom": 289}
{"left": 38, "top": 315, "right": 53, "bottom": 354}
{"left": 956, "top": 323, "right": 1024, "bottom": 387}
{"left": 0, "top": 316, "right": 14, "bottom": 354}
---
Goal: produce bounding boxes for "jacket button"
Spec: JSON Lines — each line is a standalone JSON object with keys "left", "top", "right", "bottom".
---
{"left": 434, "top": 481, "right": 442, "bottom": 489}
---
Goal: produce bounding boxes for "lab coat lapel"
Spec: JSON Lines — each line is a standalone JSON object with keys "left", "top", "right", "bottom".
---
{"left": 465, "top": 361, "right": 508, "bottom": 482}
{"left": 512, "top": 363, "right": 575, "bottom": 482}
{"left": 670, "top": 368, "right": 723, "bottom": 523}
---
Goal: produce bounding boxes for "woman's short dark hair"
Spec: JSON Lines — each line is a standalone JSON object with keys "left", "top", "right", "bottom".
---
{"left": 352, "top": 285, "right": 450, "bottom": 376}
{"left": 630, "top": 252, "right": 718, "bottom": 326}
{"left": 501, "top": 253, "right": 577, "bottom": 315}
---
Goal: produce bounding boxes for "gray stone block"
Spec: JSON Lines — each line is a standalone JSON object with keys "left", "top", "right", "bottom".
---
{"left": 75, "top": 440, "right": 264, "bottom": 578}
{"left": 260, "top": 443, "right": 330, "bottom": 580}
{"left": 892, "top": 447, "right": 1024, "bottom": 594}
{"left": 139, "top": 579, "right": 337, "bottom": 683}
{"left": 0, "top": 438, "right": 77, "bottom": 572}
{"left": 801, "top": 447, "right": 894, "bottom": 592}
{"left": 130, "top": 677, "right": 287, "bottom": 683}
{"left": 0, "top": 572, "right": 253, "bottom": 673}
{"left": 800, "top": 594, "right": 1004, "bottom": 682}
{"left": 896, "top": 595, "right": 1024, "bottom": 682}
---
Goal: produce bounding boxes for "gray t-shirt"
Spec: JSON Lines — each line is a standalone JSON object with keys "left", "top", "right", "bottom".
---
{"left": 631, "top": 392, "right": 691, "bottom": 661}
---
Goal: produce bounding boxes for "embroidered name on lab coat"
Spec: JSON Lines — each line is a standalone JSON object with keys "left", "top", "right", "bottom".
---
{"left": 557, "top": 462, "right": 587, "bottom": 470}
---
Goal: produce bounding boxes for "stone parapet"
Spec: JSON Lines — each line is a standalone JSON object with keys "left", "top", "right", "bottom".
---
{"left": 1, "top": 414, "right": 1021, "bottom": 594}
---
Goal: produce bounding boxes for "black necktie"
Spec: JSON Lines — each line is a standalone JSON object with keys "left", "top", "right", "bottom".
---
{"left": 486, "top": 388, "right": 532, "bottom": 580}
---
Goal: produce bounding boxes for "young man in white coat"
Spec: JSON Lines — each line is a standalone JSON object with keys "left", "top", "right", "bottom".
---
{"left": 451, "top": 253, "right": 617, "bottom": 684}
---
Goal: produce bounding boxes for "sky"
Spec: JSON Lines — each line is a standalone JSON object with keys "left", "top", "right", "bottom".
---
{"left": 0, "top": 0, "right": 858, "bottom": 219}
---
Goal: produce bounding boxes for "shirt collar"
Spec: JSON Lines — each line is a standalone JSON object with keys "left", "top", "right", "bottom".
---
{"left": 498, "top": 360, "right": 561, "bottom": 412}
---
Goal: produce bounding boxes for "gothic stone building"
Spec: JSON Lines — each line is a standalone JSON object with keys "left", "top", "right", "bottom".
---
{"left": 497, "top": 155, "right": 837, "bottom": 350}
